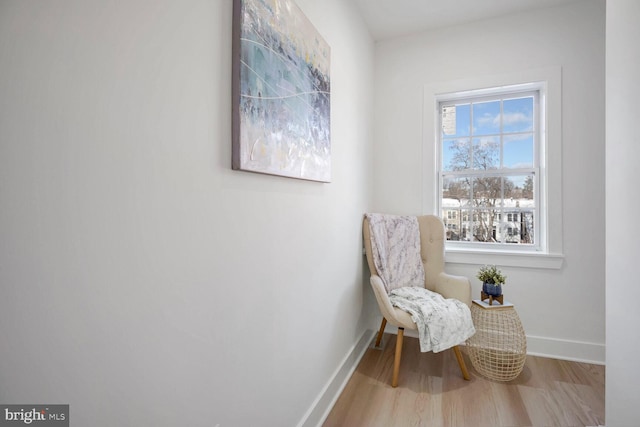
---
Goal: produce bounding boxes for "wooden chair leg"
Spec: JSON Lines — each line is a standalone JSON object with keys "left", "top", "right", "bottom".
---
{"left": 453, "top": 345, "right": 471, "bottom": 381}
{"left": 375, "top": 318, "right": 387, "bottom": 347}
{"left": 391, "top": 327, "right": 404, "bottom": 387}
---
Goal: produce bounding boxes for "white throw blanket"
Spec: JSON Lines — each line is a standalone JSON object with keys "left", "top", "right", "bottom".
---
{"left": 365, "top": 213, "right": 425, "bottom": 293}
{"left": 389, "top": 286, "right": 475, "bottom": 353}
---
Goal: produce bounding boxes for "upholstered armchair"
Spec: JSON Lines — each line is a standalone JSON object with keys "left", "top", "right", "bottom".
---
{"left": 363, "top": 214, "right": 472, "bottom": 387}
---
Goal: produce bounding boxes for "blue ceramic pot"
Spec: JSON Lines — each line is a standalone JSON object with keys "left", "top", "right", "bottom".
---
{"left": 483, "top": 282, "right": 502, "bottom": 297}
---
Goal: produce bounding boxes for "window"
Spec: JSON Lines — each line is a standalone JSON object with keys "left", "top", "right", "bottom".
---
{"left": 438, "top": 85, "right": 541, "bottom": 250}
{"left": 425, "top": 68, "right": 563, "bottom": 268}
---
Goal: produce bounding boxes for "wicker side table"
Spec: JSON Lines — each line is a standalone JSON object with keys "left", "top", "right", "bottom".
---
{"left": 466, "top": 300, "right": 527, "bottom": 381}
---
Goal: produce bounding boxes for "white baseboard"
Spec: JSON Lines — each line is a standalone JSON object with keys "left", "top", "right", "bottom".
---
{"left": 381, "top": 324, "right": 605, "bottom": 365}
{"left": 297, "top": 329, "right": 375, "bottom": 427}
{"left": 526, "top": 334, "right": 605, "bottom": 365}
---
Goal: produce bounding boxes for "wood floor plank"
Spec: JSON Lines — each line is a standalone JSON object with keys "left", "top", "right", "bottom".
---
{"left": 517, "top": 385, "right": 569, "bottom": 426}
{"left": 489, "top": 382, "right": 531, "bottom": 427}
{"left": 554, "top": 381, "right": 606, "bottom": 427}
{"left": 324, "top": 333, "right": 605, "bottom": 427}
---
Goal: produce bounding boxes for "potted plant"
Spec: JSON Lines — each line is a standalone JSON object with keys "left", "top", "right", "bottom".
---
{"left": 477, "top": 264, "right": 506, "bottom": 297}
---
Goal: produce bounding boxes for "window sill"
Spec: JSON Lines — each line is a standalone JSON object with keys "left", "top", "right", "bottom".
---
{"left": 445, "top": 248, "right": 564, "bottom": 269}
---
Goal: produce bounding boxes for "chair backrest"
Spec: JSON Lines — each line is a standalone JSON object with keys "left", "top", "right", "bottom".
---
{"left": 363, "top": 215, "right": 446, "bottom": 293}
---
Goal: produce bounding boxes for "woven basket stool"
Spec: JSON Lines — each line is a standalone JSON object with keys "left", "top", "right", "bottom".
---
{"left": 466, "top": 300, "right": 527, "bottom": 381}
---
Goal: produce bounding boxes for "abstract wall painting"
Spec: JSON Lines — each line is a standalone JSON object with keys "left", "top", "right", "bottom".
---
{"left": 232, "top": 0, "right": 331, "bottom": 182}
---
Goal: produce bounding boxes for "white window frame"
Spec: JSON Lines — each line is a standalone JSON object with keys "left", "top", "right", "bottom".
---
{"left": 437, "top": 85, "right": 541, "bottom": 251}
{"left": 423, "top": 67, "right": 564, "bottom": 269}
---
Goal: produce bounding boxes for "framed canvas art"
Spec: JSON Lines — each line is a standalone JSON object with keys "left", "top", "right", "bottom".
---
{"left": 232, "top": 0, "right": 331, "bottom": 182}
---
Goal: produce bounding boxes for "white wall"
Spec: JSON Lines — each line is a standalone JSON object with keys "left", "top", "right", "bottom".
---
{"left": 372, "top": 0, "right": 605, "bottom": 362}
{"left": 0, "top": 0, "right": 374, "bottom": 425}
{"left": 606, "top": 0, "right": 640, "bottom": 424}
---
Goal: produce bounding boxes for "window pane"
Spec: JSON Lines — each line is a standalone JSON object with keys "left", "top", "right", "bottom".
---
{"left": 443, "top": 177, "right": 469, "bottom": 242}
{"left": 473, "top": 101, "right": 500, "bottom": 135}
{"left": 504, "top": 134, "right": 534, "bottom": 168}
{"left": 441, "top": 104, "right": 470, "bottom": 137}
{"left": 501, "top": 210, "right": 534, "bottom": 244}
{"left": 442, "top": 207, "right": 461, "bottom": 241}
{"left": 442, "top": 176, "right": 471, "bottom": 205}
{"left": 460, "top": 212, "right": 471, "bottom": 241}
{"left": 472, "top": 209, "right": 499, "bottom": 242}
{"left": 442, "top": 138, "right": 470, "bottom": 171}
{"left": 504, "top": 174, "right": 535, "bottom": 204}
{"left": 521, "top": 211, "right": 535, "bottom": 244}
{"left": 472, "top": 137, "right": 499, "bottom": 170}
{"left": 472, "top": 176, "right": 502, "bottom": 207}
{"left": 503, "top": 97, "right": 533, "bottom": 133}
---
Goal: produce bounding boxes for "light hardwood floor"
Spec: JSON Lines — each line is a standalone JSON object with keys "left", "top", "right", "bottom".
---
{"left": 323, "top": 333, "right": 605, "bottom": 427}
